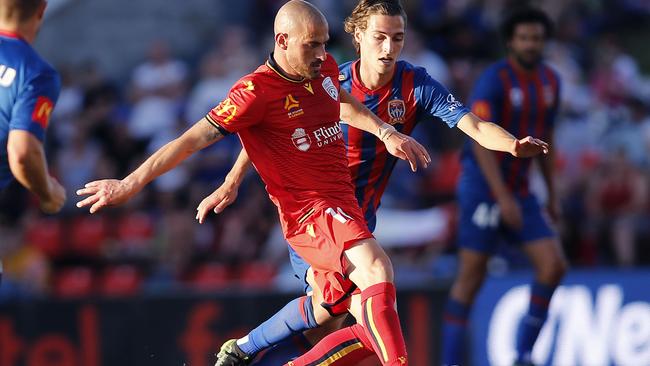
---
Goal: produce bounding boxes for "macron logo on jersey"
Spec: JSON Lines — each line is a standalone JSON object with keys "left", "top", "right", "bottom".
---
{"left": 0, "top": 65, "right": 17, "bottom": 87}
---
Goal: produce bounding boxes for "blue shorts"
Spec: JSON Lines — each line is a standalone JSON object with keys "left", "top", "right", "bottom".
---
{"left": 288, "top": 244, "right": 312, "bottom": 294}
{"left": 457, "top": 194, "right": 555, "bottom": 254}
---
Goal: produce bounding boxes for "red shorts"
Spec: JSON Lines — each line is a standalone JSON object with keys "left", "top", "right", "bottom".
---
{"left": 285, "top": 204, "right": 373, "bottom": 313}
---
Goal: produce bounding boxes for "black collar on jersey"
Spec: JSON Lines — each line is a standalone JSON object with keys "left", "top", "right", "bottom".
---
{"left": 266, "top": 53, "right": 305, "bottom": 83}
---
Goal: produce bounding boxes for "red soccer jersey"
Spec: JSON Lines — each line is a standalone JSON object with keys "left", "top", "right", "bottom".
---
{"left": 206, "top": 54, "right": 358, "bottom": 234}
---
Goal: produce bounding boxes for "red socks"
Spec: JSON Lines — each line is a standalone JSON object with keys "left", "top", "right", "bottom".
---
{"left": 360, "top": 282, "right": 408, "bottom": 366}
{"left": 286, "top": 324, "right": 375, "bottom": 366}
{"left": 286, "top": 282, "right": 408, "bottom": 366}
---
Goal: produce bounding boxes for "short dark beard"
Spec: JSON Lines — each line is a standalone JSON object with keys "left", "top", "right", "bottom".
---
{"left": 513, "top": 53, "right": 541, "bottom": 70}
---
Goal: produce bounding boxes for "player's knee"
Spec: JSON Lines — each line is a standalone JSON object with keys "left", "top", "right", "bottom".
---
{"left": 451, "top": 269, "right": 486, "bottom": 303}
{"left": 356, "top": 252, "right": 394, "bottom": 288}
{"left": 538, "top": 256, "right": 568, "bottom": 285}
{"left": 459, "top": 267, "right": 487, "bottom": 290}
{"left": 311, "top": 296, "right": 333, "bottom": 324}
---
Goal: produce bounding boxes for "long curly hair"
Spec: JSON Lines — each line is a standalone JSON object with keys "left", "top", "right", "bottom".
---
{"left": 344, "top": 0, "right": 407, "bottom": 54}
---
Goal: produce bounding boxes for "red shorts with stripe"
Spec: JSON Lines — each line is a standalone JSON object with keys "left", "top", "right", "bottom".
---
{"left": 285, "top": 204, "right": 373, "bottom": 313}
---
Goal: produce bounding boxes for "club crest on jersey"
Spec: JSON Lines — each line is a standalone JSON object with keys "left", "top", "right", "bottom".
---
{"left": 322, "top": 76, "right": 338, "bottom": 101}
{"left": 284, "top": 94, "right": 304, "bottom": 118}
{"left": 291, "top": 128, "right": 312, "bottom": 151}
{"left": 387, "top": 99, "right": 406, "bottom": 124}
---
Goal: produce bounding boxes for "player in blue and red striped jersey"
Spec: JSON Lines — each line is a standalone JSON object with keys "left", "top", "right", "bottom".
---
{"left": 443, "top": 7, "right": 567, "bottom": 366}
{"left": 0, "top": 0, "right": 65, "bottom": 218}
{"left": 198, "top": 2, "right": 550, "bottom": 365}
{"left": 78, "top": 2, "right": 439, "bottom": 366}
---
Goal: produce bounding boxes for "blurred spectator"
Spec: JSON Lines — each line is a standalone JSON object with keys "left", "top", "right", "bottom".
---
{"left": 584, "top": 151, "right": 648, "bottom": 266}
{"left": 55, "top": 126, "right": 101, "bottom": 212}
{"left": 401, "top": 27, "right": 451, "bottom": 86}
{"left": 186, "top": 26, "right": 258, "bottom": 123}
{"left": 128, "top": 40, "right": 188, "bottom": 142}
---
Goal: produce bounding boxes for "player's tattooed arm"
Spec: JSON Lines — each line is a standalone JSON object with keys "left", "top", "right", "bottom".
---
{"left": 201, "top": 117, "right": 226, "bottom": 144}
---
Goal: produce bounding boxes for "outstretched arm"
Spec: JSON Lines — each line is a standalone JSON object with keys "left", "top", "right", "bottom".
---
{"left": 457, "top": 113, "right": 549, "bottom": 157}
{"left": 339, "top": 89, "right": 431, "bottom": 171}
{"left": 77, "top": 118, "right": 224, "bottom": 213}
{"left": 195, "top": 148, "right": 252, "bottom": 223}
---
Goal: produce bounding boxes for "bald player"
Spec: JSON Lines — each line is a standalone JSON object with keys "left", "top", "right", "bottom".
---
{"left": 77, "top": 1, "right": 427, "bottom": 365}
{"left": 206, "top": 1, "right": 550, "bottom": 365}
{"left": 0, "top": 0, "right": 65, "bottom": 218}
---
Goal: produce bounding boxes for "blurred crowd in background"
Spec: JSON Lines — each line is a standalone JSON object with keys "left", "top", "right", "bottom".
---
{"left": 2, "top": 0, "right": 650, "bottom": 300}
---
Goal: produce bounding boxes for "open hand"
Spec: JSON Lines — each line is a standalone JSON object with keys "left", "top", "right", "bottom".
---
{"left": 76, "top": 179, "right": 136, "bottom": 214}
{"left": 384, "top": 131, "right": 431, "bottom": 172}
{"left": 195, "top": 180, "right": 239, "bottom": 223}
{"left": 511, "top": 136, "right": 549, "bottom": 158}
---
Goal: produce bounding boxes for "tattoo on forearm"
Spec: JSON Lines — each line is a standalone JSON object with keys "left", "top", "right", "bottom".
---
{"left": 203, "top": 119, "right": 223, "bottom": 142}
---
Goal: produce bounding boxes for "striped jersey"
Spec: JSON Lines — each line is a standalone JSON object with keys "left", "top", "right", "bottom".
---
{"left": 458, "top": 59, "right": 560, "bottom": 199}
{"left": 338, "top": 60, "right": 470, "bottom": 230}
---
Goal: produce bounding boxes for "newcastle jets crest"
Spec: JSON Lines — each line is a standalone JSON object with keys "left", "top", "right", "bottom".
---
{"left": 388, "top": 99, "right": 406, "bottom": 124}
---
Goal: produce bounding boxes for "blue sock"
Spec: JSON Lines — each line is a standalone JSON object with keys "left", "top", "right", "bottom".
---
{"left": 442, "top": 298, "right": 470, "bottom": 366}
{"left": 237, "top": 296, "right": 318, "bottom": 356}
{"left": 516, "top": 282, "right": 556, "bottom": 363}
{"left": 250, "top": 333, "right": 312, "bottom": 365}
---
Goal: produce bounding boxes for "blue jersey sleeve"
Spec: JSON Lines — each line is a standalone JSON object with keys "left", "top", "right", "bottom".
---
{"left": 10, "top": 68, "right": 60, "bottom": 141}
{"left": 468, "top": 68, "right": 503, "bottom": 122}
{"left": 414, "top": 67, "right": 469, "bottom": 128}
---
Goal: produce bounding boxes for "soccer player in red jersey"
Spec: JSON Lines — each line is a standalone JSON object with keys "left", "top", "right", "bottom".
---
{"left": 200, "top": 2, "right": 551, "bottom": 365}
{"left": 77, "top": 1, "right": 435, "bottom": 365}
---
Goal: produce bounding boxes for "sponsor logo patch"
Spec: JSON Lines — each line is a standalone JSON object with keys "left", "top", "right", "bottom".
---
{"left": 32, "top": 96, "right": 54, "bottom": 128}
{"left": 291, "top": 128, "right": 312, "bottom": 151}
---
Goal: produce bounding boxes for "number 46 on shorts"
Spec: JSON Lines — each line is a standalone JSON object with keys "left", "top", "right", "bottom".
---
{"left": 472, "top": 202, "right": 499, "bottom": 228}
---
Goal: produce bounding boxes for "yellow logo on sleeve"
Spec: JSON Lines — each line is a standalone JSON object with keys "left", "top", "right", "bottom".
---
{"left": 214, "top": 98, "right": 237, "bottom": 124}
{"left": 242, "top": 80, "right": 255, "bottom": 91}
